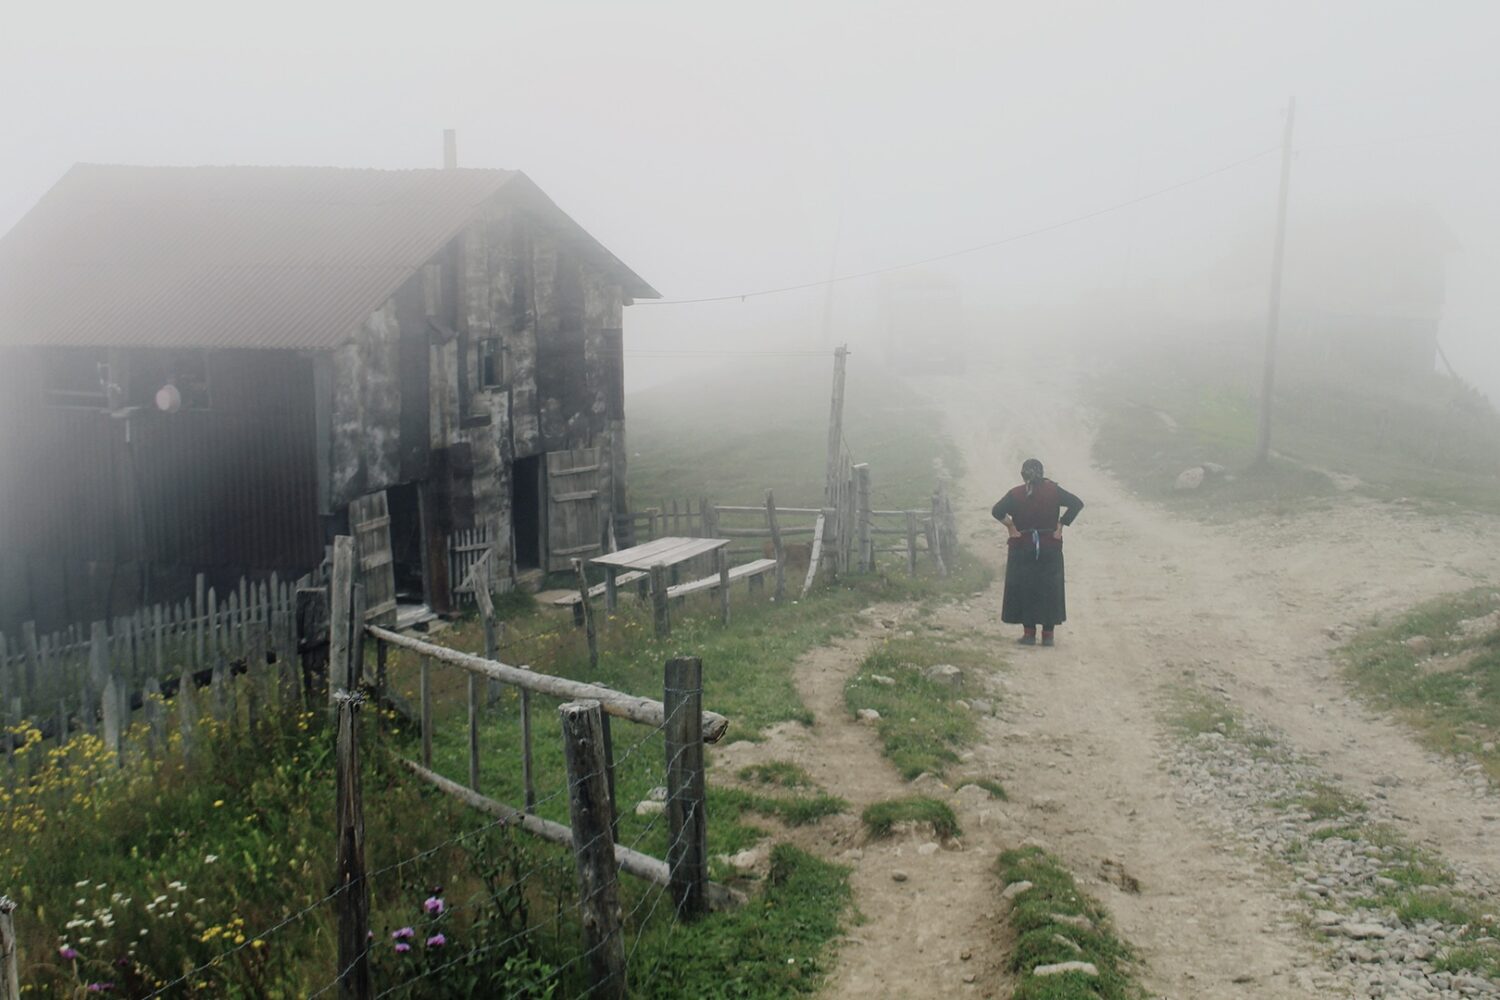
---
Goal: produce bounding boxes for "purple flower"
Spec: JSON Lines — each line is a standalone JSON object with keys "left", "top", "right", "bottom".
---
{"left": 426, "top": 933, "right": 446, "bottom": 948}
{"left": 86, "top": 985, "right": 113, "bottom": 994}
{"left": 394, "top": 942, "right": 411, "bottom": 954}
{"left": 423, "top": 896, "right": 445, "bottom": 916}
{"left": 391, "top": 927, "right": 415, "bottom": 941}
{"left": 59, "top": 945, "right": 79, "bottom": 960}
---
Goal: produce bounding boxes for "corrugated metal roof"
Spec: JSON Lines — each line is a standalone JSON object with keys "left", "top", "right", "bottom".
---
{"left": 0, "top": 163, "right": 658, "bottom": 350}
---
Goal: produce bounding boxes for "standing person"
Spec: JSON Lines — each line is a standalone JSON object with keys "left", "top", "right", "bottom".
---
{"left": 991, "top": 459, "right": 1083, "bottom": 646}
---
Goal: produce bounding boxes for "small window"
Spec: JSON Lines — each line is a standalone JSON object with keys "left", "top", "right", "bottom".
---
{"left": 478, "top": 339, "right": 503, "bottom": 390}
{"left": 44, "top": 349, "right": 109, "bottom": 408}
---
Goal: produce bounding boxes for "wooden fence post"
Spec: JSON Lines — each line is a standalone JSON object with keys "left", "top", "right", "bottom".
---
{"left": 664, "top": 657, "right": 708, "bottom": 921}
{"left": 855, "top": 464, "right": 872, "bottom": 572}
{"left": 905, "top": 511, "right": 920, "bottom": 577}
{"left": 420, "top": 657, "right": 432, "bottom": 770}
{"left": 328, "top": 536, "right": 356, "bottom": 705}
{"left": 0, "top": 895, "right": 18, "bottom": 1000}
{"left": 296, "top": 587, "right": 330, "bottom": 709}
{"left": 650, "top": 564, "right": 670, "bottom": 639}
{"left": 333, "top": 691, "right": 372, "bottom": 1000}
{"left": 929, "top": 496, "right": 948, "bottom": 578}
{"left": 519, "top": 664, "right": 536, "bottom": 813}
{"left": 558, "top": 701, "right": 627, "bottom": 1000}
{"left": 715, "top": 548, "right": 731, "bottom": 627}
{"left": 467, "top": 665, "right": 481, "bottom": 793}
{"left": 765, "top": 490, "right": 786, "bottom": 602}
{"left": 573, "top": 558, "right": 599, "bottom": 670}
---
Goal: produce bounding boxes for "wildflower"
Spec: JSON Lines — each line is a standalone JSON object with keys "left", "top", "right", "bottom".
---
{"left": 426, "top": 933, "right": 446, "bottom": 948}
{"left": 75, "top": 880, "right": 90, "bottom": 888}
{"left": 251, "top": 940, "right": 265, "bottom": 949}
{"left": 85, "top": 985, "right": 113, "bottom": 993}
{"left": 213, "top": 800, "right": 224, "bottom": 808}
{"left": 423, "top": 895, "right": 445, "bottom": 916}
{"left": 59, "top": 945, "right": 79, "bottom": 960}
{"left": 392, "top": 927, "right": 415, "bottom": 940}
{"left": 394, "top": 942, "right": 411, "bottom": 954}
{"left": 203, "top": 855, "right": 218, "bottom": 864}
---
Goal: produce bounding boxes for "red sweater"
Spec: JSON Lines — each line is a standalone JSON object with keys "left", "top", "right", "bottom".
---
{"left": 990, "top": 480, "right": 1084, "bottom": 549}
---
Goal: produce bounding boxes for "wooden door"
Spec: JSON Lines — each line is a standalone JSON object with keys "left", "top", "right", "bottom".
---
{"left": 545, "top": 447, "right": 604, "bottom": 573}
{"left": 350, "top": 490, "right": 398, "bottom": 625}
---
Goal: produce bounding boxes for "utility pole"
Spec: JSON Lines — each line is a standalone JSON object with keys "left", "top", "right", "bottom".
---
{"left": 823, "top": 345, "right": 849, "bottom": 507}
{"left": 1256, "top": 97, "right": 1296, "bottom": 466}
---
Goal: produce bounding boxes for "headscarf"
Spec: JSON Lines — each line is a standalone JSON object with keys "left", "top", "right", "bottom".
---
{"left": 1021, "top": 458, "right": 1044, "bottom": 497}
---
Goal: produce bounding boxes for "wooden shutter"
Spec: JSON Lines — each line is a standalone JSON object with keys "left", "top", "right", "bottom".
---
{"left": 350, "top": 490, "right": 398, "bottom": 626}
{"left": 546, "top": 447, "right": 604, "bottom": 573}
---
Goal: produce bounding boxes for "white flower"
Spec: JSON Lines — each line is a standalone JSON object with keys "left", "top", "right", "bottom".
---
{"left": 204, "top": 854, "right": 218, "bottom": 864}
{"left": 65, "top": 919, "right": 84, "bottom": 930}
{"left": 138, "top": 928, "right": 148, "bottom": 937}
{"left": 74, "top": 880, "right": 90, "bottom": 888}
{"left": 168, "top": 881, "right": 185, "bottom": 892}
{"left": 153, "top": 895, "right": 167, "bottom": 905}
{"left": 79, "top": 937, "right": 92, "bottom": 945}
{"left": 74, "top": 899, "right": 86, "bottom": 907}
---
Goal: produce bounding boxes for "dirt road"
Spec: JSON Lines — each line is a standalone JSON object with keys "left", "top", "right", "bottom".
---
{"left": 757, "top": 364, "right": 1500, "bottom": 999}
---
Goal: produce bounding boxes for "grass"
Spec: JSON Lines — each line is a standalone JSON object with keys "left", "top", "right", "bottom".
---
{"left": 997, "top": 847, "right": 1143, "bottom": 1000}
{"left": 1088, "top": 347, "right": 1500, "bottom": 518}
{"left": 859, "top": 796, "right": 961, "bottom": 840}
{"left": 1340, "top": 587, "right": 1500, "bottom": 783}
{"left": 738, "top": 761, "right": 814, "bottom": 788}
{"left": 959, "top": 778, "right": 1009, "bottom": 801}
{"left": 630, "top": 845, "right": 852, "bottom": 999}
{"left": 843, "top": 634, "right": 996, "bottom": 780}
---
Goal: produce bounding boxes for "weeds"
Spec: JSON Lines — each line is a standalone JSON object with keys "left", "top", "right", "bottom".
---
{"left": 860, "top": 797, "right": 960, "bottom": 840}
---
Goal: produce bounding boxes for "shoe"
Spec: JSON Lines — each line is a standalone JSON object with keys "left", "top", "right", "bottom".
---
{"left": 1016, "top": 634, "right": 1037, "bottom": 646}
{"left": 1041, "top": 635, "right": 1055, "bottom": 647}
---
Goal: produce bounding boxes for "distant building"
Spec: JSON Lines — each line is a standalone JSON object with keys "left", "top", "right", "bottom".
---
{"left": 0, "top": 162, "right": 657, "bottom": 629}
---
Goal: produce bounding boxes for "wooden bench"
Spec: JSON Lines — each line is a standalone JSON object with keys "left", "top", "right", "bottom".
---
{"left": 666, "top": 558, "right": 778, "bottom": 601}
{"left": 553, "top": 570, "right": 648, "bottom": 623}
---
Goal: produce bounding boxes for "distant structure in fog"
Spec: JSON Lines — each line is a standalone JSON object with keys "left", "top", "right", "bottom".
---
{"left": 0, "top": 160, "right": 657, "bottom": 629}
{"left": 1282, "top": 202, "right": 1459, "bottom": 380}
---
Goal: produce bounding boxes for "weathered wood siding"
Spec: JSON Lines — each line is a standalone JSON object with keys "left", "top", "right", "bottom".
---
{"left": 0, "top": 349, "right": 322, "bottom": 629}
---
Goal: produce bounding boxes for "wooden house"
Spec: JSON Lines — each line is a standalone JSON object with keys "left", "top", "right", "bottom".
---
{"left": 0, "top": 161, "right": 657, "bottom": 629}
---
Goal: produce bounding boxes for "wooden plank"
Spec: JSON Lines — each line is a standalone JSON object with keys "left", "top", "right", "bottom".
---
{"left": 801, "top": 514, "right": 826, "bottom": 599}
{"left": 665, "top": 560, "right": 777, "bottom": 600}
{"left": 328, "top": 537, "right": 355, "bottom": 703}
{"left": 403, "top": 761, "right": 742, "bottom": 910}
{"left": 333, "top": 691, "right": 372, "bottom": 1000}
{"left": 664, "top": 657, "right": 708, "bottom": 921}
{"left": 368, "top": 626, "right": 730, "bottom": 742}
{"left": 906, "top": 511, "right": 920, "bottom": 577}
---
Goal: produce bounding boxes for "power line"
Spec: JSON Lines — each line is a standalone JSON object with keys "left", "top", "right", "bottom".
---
{"left": 637, "top": 144, "right": 1281, "bottom": 307}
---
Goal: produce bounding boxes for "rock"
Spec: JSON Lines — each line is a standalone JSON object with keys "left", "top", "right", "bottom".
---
{"left": 856, "top": 708, "right": 881, "bottom": 723}
{"left": 1403, "top": 635, "right": 1433, "bottom": 656}
{"left": 1174, "top": 467, "right": 1205, "bottom": 491}
{"left": 955, "top": 784, "right": 993, "bottom": 806}
{"left": 1052, "top": 934, "right": 1083, "bottom": 953}
{"left": 729, "top": 845, "right": 768, "bottom": 871}
{"left": 891, "top": 870, "right": 909, "bottom": 883}
{"left": 1339, "top": 923, "right": 1390, "bottom": 940}
{"left": 1050, "top": 913, "right": 1093, "bottom": 931}
{"left": 870, "top": 674, "right": 896, "bottom": 686}
{"left": 1201, "top": 462, "right": 1229, "bottom": 477}
{"left": 962, "top": 973, "right": 976, "bottom": 984}
{"left": 646, "top": 785, "right": 668, "bottom": 802}
{"left": 1373, "top": 775, "right": 1400, "bottom": 788}
{"left": 970, "top": 699, "right": 994, "bottom": 715}
{"left": 1001, "top": 880, "right": 1033, "bottom": 900}
{"left": 634, "top": 799, "right": 666, "bottom": 817}
{"left": 954, "top": 699, "right": 971, "bottom": 712}
{"left": 1033, "top": 961, "right": 1098, "bottom": 978}
{"left": 923, "top": 664, "right": 963, "bottom": 689}
{"left": 917, "top": 842, "right": 940, "bottom": 857}
{"left": 960, "top": 949, "right": 972, "bottom": 961}
{"left": 1313, "top": 910, "right": 1343, "bottom": 927}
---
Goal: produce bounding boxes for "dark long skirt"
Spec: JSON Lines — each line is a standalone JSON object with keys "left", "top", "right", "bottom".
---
{"left": 1001, "top": 545, "right": 1067, "bottom": 626}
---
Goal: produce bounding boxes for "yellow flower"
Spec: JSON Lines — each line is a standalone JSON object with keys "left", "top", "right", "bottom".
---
{"left": 212, "top": 800, "right": 224, "bottom": 808}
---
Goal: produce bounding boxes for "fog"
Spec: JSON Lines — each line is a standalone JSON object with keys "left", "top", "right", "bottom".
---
{"left": 4, "top": 0, "right": 1497, "bottom": 398}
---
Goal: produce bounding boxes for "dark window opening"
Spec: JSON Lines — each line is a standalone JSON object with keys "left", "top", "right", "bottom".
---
{"left": 129, "top": 350, "right": 212, "bottom": 410}
{"left": 512, "top": 455, "right": 543, "bottom": 570}
{"left": 478, "top": 338, "right": 503, "bottom": 390}
{"left": 602, "top": 328, "right": 624, "bottom": 420}
{"left": 44, "top": 349, "right": 109, "bottom": 408}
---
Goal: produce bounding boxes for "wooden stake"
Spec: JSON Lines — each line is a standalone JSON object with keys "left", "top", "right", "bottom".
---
{"left": 558, "top": 701, "right": 627, "bottom": 1000}
{"left": 664, "top": 657, "right": 708, "bottom": 921}
{"left": 855, "top": 464, "right": 872, "bottom": 572}
{"left": 328, "top": 536, "right": 355, "bottom": 704}
{"left": 333, "top": 691, "right": 371, "bottom": 1000}
{"left": 650, "top": 563, "right": 670, "bottom": 639}
{"left": 905, "top": 511, "right": 919, "bottom": 578}
{"left": 765, "top": 490, "right": 786, "bottom": 601}
{"left": 520, "top": 664, "right": 536, "bottom": 813}
{"left": 420, "top": 657, "right": 432, "bottom": 770}
{"left": 716, "top": 547, "right": 731, "bottom": 627}
{"left": 573, "top": 558, "right": 599, "bottom": 670}
{"left": 0, "top": 896, "right": 18, "bottom": 1000}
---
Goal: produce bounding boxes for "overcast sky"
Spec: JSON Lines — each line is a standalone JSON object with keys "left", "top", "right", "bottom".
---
{"left": 4, "top": 0, "right": 1497, "bottom": 395}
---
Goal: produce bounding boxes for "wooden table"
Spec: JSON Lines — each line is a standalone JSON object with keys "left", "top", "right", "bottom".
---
{"left": 590, "top": 536, "right": 729, "bottom": 611}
